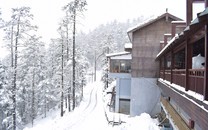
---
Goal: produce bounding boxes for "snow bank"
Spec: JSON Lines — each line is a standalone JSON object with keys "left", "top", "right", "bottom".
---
{"left": 120, "top": 113, "right": 159, "bottom": 130}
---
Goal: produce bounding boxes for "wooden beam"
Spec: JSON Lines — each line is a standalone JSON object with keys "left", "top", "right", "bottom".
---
{"left": 161, "top": 96, "right": 191, "bottom": 130}
{"left": 158, "top": 81, "right": 208, "bottom": 129}
{"left": 204, "top": 24, "right": 208, "bottom": 100}
{"left": 193, "top": 0, "right": 205, "bottom": 3}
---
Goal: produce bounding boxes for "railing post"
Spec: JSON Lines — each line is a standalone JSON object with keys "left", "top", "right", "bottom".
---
{"left": 204, "top": 24, "right": 208, "bottom": 100}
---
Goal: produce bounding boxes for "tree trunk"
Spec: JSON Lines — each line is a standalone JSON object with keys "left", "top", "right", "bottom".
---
{"left": 72, "top": 7, "right": 76, "bottom": 110}
{"left": 11, "top": 23, "right": 14, "bottom": 68}
{"left": 44, "top": 87, "right": 47, "bottom": 118}
{"left": 31, "top": 69, "right": 35, "bottom": 126}
{"left": 66, "top": 12, "right": 71, "bottom": 112}
{"left": 12, "top": 16, "right": 20, "bottom": 130}
{"left": 94, "top": 51, "right": 96, "bottom": 82}
{"left": 68, "top": 87, "right": 71, "bottom": 112}
{"left": 61, "top": 35, "right": 64, "bottom": 117}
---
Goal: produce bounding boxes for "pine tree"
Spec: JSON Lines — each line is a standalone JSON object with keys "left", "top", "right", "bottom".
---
{"left": 2, "top": 7, "right": 38, "bottom": 130}
{"left": 63, "top": 0, "right": 87, "bottom": 110}
{"left": 57, "top": 24, "right": 65, "bottom": 117}
{"left": 19, "top": 35, "right": 46, "bottom": 126}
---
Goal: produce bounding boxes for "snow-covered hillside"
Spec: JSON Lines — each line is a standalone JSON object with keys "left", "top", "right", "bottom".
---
{"left": 23, "top": 71, "right": 160, "bottom": 130}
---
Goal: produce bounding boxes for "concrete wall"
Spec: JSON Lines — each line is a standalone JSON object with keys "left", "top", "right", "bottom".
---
{"left": 115, "top": 78, "right": 131, "bottom": 113}
{"left": 130, "top": 17, "right": 175, "bottom": 117}
{"left": 130, "top": 78, "right": 161, "bottom": 117}
{"left": 109, "top": 73, "right": 131, "bottom": 79}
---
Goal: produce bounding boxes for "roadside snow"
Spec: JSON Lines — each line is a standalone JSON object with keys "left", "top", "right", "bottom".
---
{"left": 121, "top": 113, "right": 160, "bottom": 130}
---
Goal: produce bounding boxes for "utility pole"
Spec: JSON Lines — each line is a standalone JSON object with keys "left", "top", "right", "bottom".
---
{"left": 94, "top": 51, "right": 104, "bottom": 82}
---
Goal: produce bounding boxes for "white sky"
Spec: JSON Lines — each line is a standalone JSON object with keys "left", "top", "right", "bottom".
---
{"left": 0, "top": 0, "right": 205, "bottom": 58}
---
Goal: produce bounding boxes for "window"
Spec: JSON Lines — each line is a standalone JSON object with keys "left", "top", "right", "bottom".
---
{"left": 110, "top": 59, "right": 131, "bottom": 73}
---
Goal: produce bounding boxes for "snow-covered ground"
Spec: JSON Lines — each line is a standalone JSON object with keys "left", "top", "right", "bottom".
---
{"left": 23, "top": 71, "right": 160, "bottom": 130}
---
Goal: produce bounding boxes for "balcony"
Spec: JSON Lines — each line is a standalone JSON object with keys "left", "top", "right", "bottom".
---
{"left": 160, "top": 69, "right": 204, "bottom": 95}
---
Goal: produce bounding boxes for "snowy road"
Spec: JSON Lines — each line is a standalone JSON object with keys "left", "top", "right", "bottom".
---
{"left": 67, "top": 81, "right": 110, "bottom": 130}
{"left": 24, "top": 73, "right": 160, "bottom": 130}
{"left": 24, "top": 77, "right": 113, "bottom": 130}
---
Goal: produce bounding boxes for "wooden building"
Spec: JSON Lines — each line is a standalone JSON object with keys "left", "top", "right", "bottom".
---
{"left": 156, "top": 0, "right": 208, "bottom": 129}
{"left": 127, "top": 13, "right": 182, "bottom": 78}
{"left": 127, "top": 12, "right": 182, "bottom": 117}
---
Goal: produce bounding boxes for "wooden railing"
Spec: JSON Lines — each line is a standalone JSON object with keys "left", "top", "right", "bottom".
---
{"left": 160, "top": 69, "right": 205, "bottom": 95}
{"left": 188, "top": 69, "right": 204, "bottom": 95}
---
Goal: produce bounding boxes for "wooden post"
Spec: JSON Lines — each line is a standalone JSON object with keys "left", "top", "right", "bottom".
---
{"left": 163, "top": 56, "right": 166, "bottom": 80}
{"left": 159, "top": 59, "right": 161, "bottom": 78}
{"left": 204, "top": 24, "right": 208, "bottom": 100}
{"left": 170, "top": 50, "right": 174, "bottom": 84}
{"left": 186, "top": 0, "right": 193, "bottom": 26}
{"left": 185, "top": 39, "right": 192, "bottom": 91}
{"left": 206, "top": 0, "right": 208, "bottom": 7}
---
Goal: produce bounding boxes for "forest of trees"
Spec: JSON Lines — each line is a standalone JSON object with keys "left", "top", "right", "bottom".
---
{"left": 0, "top": 1, "right": 147, "bottom": 130}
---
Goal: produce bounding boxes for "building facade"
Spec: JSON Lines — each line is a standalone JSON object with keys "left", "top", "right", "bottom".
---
{"left": 127, "top": 12, "right": 182, "bottom": 116}
{"left": 156, "top": 1, "right": 208, "bottom": 129}
{"left": 107, "top": 51, "right": 131, "bottom": 114}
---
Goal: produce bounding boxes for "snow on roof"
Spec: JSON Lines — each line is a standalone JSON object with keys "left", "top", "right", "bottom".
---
{"left": 124, "top": 43, "right": 132, "bottom": 49}
{"left": 127, "top": 13, "right": 182, "bottom": 33}
{"left": 171, "top": 21, "right": 186, "bottom": 24}
{"left": 127, "top": 15, "right": 158, "bottom": 33}
{"left": 111, "top": 54, "right": 131, "bottom": 60}
{"left": 127, "top": 13, "right": 182, "bottom": 43}
{"left": 164, "top": 33, "right": 171, "bottom": 36}
{"left": 106, "top": 51, "right": 130, "bottom": 57}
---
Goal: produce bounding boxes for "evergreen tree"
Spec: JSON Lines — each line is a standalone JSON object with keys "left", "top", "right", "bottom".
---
{"left": 63, "top": 0, "right": 87, "bottom": 110}
{"left": 19, "top": 35, "right": 46, "bottom": 126}
{"left": 2, "top": 7, "right": 38, "bottom": 130}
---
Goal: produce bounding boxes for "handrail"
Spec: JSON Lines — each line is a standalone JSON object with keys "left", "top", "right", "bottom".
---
{"left": 160, "top": 69, "right": 205, "bottom": 95}
{"left": 161, "top": 69, "right": 205, "bottom": 76}
{"left": 189, "top": 69, "right": 204, "bottom": 77}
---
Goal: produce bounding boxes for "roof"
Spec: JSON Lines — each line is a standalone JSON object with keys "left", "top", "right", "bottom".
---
{"left": 106, "top": 52, "right": 131, "bottom": 60}
{"left": 127, "top": 13, "right": 182, "bottom": 43}
{"left": 106, "top": 51, "right": 130, "bottom": 58}
{"left": 156, "top": 7, "right": 208, "bottom": 60}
